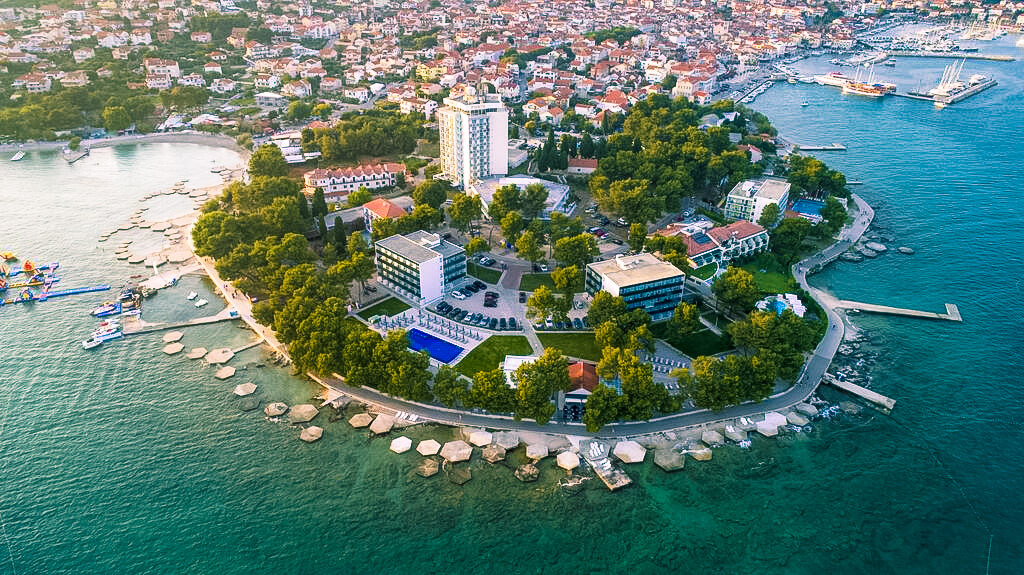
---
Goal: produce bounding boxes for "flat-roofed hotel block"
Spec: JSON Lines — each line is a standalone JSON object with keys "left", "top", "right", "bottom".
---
{"left": 374, "top": 231, "right": 466, "bottom": 304}
{"left": 585, "top": 253, "right": 687, "bottom": 321}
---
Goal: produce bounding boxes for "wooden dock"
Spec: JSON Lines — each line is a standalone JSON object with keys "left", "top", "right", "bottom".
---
{"left": 836, "top": 300, "right": 962, "bottom": 322}
{"left": 823, "top": 375, "right": 896, "bottom": 414}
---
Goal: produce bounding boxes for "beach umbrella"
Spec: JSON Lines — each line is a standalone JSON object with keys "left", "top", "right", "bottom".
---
{"left": 289, "top": 404, "right": 319, "bottom": 424}
{"left": 299, "top": 426, "right": 324, "bottom": 443}
{"left": 556, "top": 451, "right": 580, "bottom": 471}
{"left": 612, "top": 440, "right": 646, "bottom": 464}
{"left": 390, "top": 436, "right": 413, "bottom": 454}
{"left": 416, "top": 439, "right": 441, "bottom": 456}
{"left": 440, "top": 440, "right": 472, "bottom": 463}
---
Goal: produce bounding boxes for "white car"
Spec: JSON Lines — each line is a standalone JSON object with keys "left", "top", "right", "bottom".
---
{"left": 451, "top": 290, "right": 466, "bottom": 300}
{"left": 539, "top": 264, "right": 549, "bottom": 272}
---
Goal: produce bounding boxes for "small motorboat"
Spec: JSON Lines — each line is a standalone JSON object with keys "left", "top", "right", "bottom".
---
{"left": 801, "top": 101, "right": 810, "bottom": 107}
{"left": 97, "top": 319, "right": 121, "bottom": 329}
{"left": 10, "top": 150, "right": 25, "bottom": 161}
{"left": 194, "top": 298, "right": 209, "bottom": 308}
{"left": 186, "top": 291, "right": 198, "bottom": 301}
{"left": 92, "top": 301, "right": 122, "bottom": 317}
{"left": 93, "top": 330, "right": 123, "bottom": 342}
{"left": 82, "top": 339, "right": 102, "bottom": 350}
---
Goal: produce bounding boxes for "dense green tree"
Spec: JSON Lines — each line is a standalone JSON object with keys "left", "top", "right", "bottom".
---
{"left": 412, "top": 179, "right": 450, "bottom": 209}
{"left": 548, "top": 212, "right": 584, "bottom": 247}
{"left": 347, "top": 186, "right": 372, "bottom": 207}
{"left": 712, "top": 266, "right": 760, "bottom": 314}
{"left": 488, "top": 184, "right": 521, "bottom": 222}
{"left": 432, "top": 366, "right": 466, "bottom": 407}
{"left": 758, "top": 203, "right": 781, "bottom": 228}
{"left": 551, "top": 265, "right": 582, "bottom": 299}
{"left": 553, "top": 233, "right": 598, "bottom": 269}
{"left": 500, "top": 211, "right": 524, "bottom": 244}
{"left": 820, "top": 196, "right": 847, "bottom": 235}
{"left": 448, "top": 193, "right": 482, "bottom": 233}
{"left": 101, "top": 106, "right": 131, "bottom": 132}
{"left": 526, "top": 285, "right": 559, "bottom": 320}
{"left": 580, "top": 133, "right": 595, "bottom": 159}
{"left": 248, "top": 144, "right": 289, "bottom": 178}
{"left": 582, "top": 383, "right": 622, "bottom": 432}
{"left": 770, "top": 217, "right": 812, "bottom": 264}
{"left": 311, "top": 188, "right": 328, "bottom": 218}
{"left": 464, "top": 237, "right": 489, "bottom": 259}
{"left": 728, "top": 309, "right": 818, "bottom": 380}
{"left": 520, "top": 183, "right": 549, "bottom": 220}
{"left": 286, "top": 100, "right": 312, "bottom": 121}
{"left": 513, "top": 347, "right": 570, "bottom": 424}
{"left": 515, "top": 230, "right": 543, "bottom": 264}
{"left": 466, "top": 369, "right": 516, "bottom": 413}
{"left": 627, "top": 223, "right": 647, "bottom": 253}
{"left": 587, "top": 291, "right": 628, "bottom": 327}
{"left": 669, "top": 301, "right": 701, "bottom": 336}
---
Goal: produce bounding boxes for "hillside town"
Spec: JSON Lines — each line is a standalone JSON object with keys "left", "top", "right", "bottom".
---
{"left": 2, "top": 0, "right": 1023, "bottom": 142}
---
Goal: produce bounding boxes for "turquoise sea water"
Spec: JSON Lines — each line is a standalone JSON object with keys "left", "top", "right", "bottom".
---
{"left": 2, "top": 40, "right": 1023, "bottom": 573}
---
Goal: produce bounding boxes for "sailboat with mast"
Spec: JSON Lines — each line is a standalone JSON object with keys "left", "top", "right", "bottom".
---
{"left": 842, "top": 64, "right": 896, "bottom": 98}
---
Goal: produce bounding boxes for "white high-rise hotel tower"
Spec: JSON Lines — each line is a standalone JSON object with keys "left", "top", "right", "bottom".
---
{"left": 437, "top": 88, "right": 508, "bottom": 188}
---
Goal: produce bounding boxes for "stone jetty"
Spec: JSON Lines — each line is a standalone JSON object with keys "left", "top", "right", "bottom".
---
{"left": 162, "top": 331, "right": 184, "bottom": 343}
{"left": 525, "top": 443, "right": 549, "bottom": 460}
{"left": 348, "top": 413, "right": 373, "bottom": 428}
{"left": 416, "top": 439, "right": 441, "bottom": 456}
{"left": 701, "top": 430, "right": 725, "bottom": 446}
{"left": 556, "top": 451, "right": 580, "bottom": 471}
{"left": 390, "top": 436, "right": 412, "bottom": 454}
{"left": 162, "top": 343, "right": 184, "bottom": 355}
{"left": 205, "top": 348, "right": 235, "bottom": 364}
{"left": 299, "top": 426, "right": 323, "bottom": 443}
{"left": 468, "top": 430, "right": 492, "bottom": 447}
{"left": 264, "top": 402, "right": 288, "bottom": 417}
{"left": 481, "top": 445, "right": 506, "bottom": 463}
{"left": 233, "top": 382, "right": 257, "bottom": 397}
{"left": 214, "top": 366, "right": 236, "bottom": 380}
{"left": 369, "top": 414, "right": 395, "bottom": 435}
{"left": 288, "top": 404, "right": 318, "bottom": 424}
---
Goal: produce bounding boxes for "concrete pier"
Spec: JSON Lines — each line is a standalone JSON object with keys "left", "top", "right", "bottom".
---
{"left": 122, "top": 305, "right": 240, "bottom": 335}
{"left": 796, "top": 143, "right": 847, "bottom": 151}
{"left": 836, "top": 300, "right": 962, "bottom": 322}
{"left": 823, "top": 375, "right": 896, "bottom": 414}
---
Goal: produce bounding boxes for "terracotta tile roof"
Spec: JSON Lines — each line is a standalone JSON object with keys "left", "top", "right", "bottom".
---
{"left": 363, "top": 197, "right": 407, "bottom": 219}
{"left": 568, "top": 361, "right": 599, "bottom": 392}
{"left": 707, "top": 220, "right": 766, "bottom": 243}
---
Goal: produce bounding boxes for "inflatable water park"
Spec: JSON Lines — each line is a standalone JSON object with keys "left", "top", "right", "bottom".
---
{"left": 1, "top": 257, "right": 111, "bottom": 307}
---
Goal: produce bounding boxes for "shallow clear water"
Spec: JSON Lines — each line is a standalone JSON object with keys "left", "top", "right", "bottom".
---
{"left": 1, "top": 37, "right": 1023, "bottom": 572}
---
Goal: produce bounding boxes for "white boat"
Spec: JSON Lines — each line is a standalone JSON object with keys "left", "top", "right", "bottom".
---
{"left": 194, "top": 298, "right": 209, "bottom": 308}
{"left": 801, "top": 101, "right": 810, "bottom": 107}
{"left": 11, "top": 150, "right": 25, "bottom": 161}
{"left": 92, "top": 330, "right": 123, "bottom": 342}
{"left": 82, "top": 339, "right": 102, "bottom": 349}
{"left": 186, "top": 291, "right": 198, "bottom": 300}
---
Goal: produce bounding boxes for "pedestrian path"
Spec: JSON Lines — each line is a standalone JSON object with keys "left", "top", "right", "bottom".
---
{"left": 523, "top": 323, "right": 544, "bottom": 354}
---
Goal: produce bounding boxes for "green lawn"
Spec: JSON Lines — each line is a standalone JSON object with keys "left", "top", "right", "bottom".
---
{"left": 519, "top": 272, "right": 555, "bottom": 292}
{"left": 455, "top": 335, "right": 533, "bottom": 377}
{"left": 537, "top": 332, "right": 601, "bottom": 362}
{"left": 690, "top": 263, "right": 718, "bottom": 280}
{"left": 650, "top": 322, "right": 733, "bottom": 358}
{"left": 739, "top": 261, "right": 796, "bottom": 294}
{"left": 357, "top": 297, "right": 411, "bottom": 320}
{"left": 467, "top": 262, "right": 502, "bottom": 284}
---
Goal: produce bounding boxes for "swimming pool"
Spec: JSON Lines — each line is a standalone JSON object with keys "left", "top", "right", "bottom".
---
{"left": 790, "top": 199, "right": 825, "bottom": 216}
{"left": 407, "top": 328, "right": 464, "bottom": 363}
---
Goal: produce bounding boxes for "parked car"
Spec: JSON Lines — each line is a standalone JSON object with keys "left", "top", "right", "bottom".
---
{"left": 479, "top": 256, "right": 495, "bottom": 266}
{"left": 499, "top": 318, "right": 507, "bottom": 330}
{"left": 545, "top": 317, "right": 553, "bottom": 328}
{"left": 614, "top": 217, "right": 627, "bottom": 227}
{"left": 484, "top": 299, "right": 497, "bottom": 308}
{"left": 484, "top": 291, "right": 499, "bottom": 299}
{"left": 597, "top": 215, "right": 610, "bottom": 225}
{"left": 518, "top": 291, "right": 526, "bottom": 303}
{"left": 456, "top": 310, "right": 468, "bottom": 321}
{"left": 437, "top": 302, "right": 452, "bottom": 313}
{"left": 587, "top": 226, "right": 602, "bottom": 233}
{"left": 478, "top": 315, "right": 489, "bottom": 326}
{"left": 573, "top": 317, "right": 583, "bottom": 329}
{"left": 448, "top": 307, "right": 461, "bottom": 318}
{"left": 609, "top": 238, "right": 624, "bottom": 245}
{"left": 508, "top": 317, "right": 518, "bottom": 330}
{"left": 539, "top": 264, "right": 549, "bottom": 272}
{"left": 473, "top": 280, "right": 486, "bottom": 290}
{"left": 534, "top": 319, "right": 545, "bottom": 330}
{"left": 464, "top": 284, "right": 479, "bottom": 293}
{"left": 451, "top": 290, "right": 466, "bottom": 300}
{"left": 488, "top": 317, "right": 498, "bottom": 329}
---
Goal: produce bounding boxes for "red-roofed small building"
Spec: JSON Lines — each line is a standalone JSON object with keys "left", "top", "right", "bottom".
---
{"left": 567, "top": 158, "right": 598, "bottom": 175}
{"left": 654, "top": 220, "right": 769, "bottom": 269}
{"left": 362, "top": 197, "right": 410, "bottom": 231}
{"left": 565, "top": 360, "right": 600, "bottom": 407}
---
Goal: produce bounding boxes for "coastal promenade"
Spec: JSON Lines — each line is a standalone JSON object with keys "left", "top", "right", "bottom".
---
{"left": 296, "top": 195, "right": 877, "bottom": 438}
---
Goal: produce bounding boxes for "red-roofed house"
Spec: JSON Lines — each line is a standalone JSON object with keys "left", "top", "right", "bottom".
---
{"left": 565, "top": 360, "right": 599, "bottom": 406}
{"left": 654, "top": 220, "right": 769, "bottom": 269}
{"left": 362, "top": 197, "right": 410, "bottom": 231}
{"left": 567, "top": 158, "right": 598, "bottom": 175}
